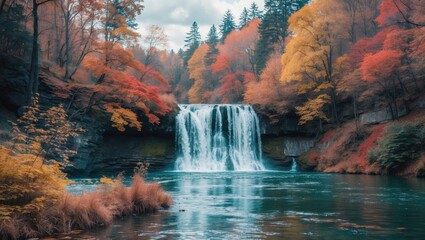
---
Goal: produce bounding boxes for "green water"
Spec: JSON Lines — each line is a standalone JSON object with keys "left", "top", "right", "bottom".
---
{"left": 66, "top": 172, "right": 425, "bottom": 239}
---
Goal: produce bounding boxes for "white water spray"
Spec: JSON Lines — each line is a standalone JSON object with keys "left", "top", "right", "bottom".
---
{"left": 175, "top": 104, "right": 265, "bottom": 171}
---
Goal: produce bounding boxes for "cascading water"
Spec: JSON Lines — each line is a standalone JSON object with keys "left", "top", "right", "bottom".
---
{"left": 290, "top": 158, "right": 298, "bottom": 172}
{"left": 175, "top": 104, "right": 265, "bottom": 171}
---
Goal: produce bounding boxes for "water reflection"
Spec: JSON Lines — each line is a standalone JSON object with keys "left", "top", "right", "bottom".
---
{"left": 171, "top": 173, "right": 264, "bottom": 239}
{"left": 62, "top": 172, "right": 425, "bottom": 240}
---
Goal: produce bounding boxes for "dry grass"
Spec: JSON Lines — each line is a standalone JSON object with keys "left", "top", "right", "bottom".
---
{"left": 0, "top": 218, "right": 20, "bottom": 240}
{"left": 316, "top": 121, "right": 357, "bottom": 170}
{"left": 349, "top": 125, "right": 384, "bottom": 171}
{"left": 54, "top": 191, "right": 113, "bottom": 230}
{"left": 302, "top": 120, "right": 383, "bottom": 174}
{"left": 321, "top": 128, "right": 337, "bottom": 143}
{"left": 321, "top": 123, "right": 384, "bottom": 174}
{"left": 0, "top": 174, "right": 172, "bottom": 239}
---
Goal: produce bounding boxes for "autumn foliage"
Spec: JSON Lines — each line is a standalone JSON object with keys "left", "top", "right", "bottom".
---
{"left": 270, "top": 0, "right": 423, "bottom": 129}
{"left": 375, "top": 0, "right": 407, "bottom": 27}
{"left": 351, "top": 125, "right": 385, "bottom": 170}
{"left": 172, "top": 0, "right": 425, "bottom": 131}
{"left": 2, "top": 0, "right": 176, "bottom": 132}
{"left": 1, "top": 1, "right": 177, "bottom": 235}
{"left": 0, "top": 99, "right": 77, "bottom": 238}
{"left": 0, "top": 98, "right": 172, "bottom": 239}
{"left": 345, "top": 27, "right": 394, "bottom": 68}
{"left": 212, "top": 19, "right": 260, "bottom": 103}
{"left": 183, "top": 19, "right": 260, "bottom": 104}
{"left": 187, "top": 44, "right": 209, "bottom": 103}
{"left": 78, "top": 41, "right": 173, "bottom": 131}
{"left": 360, "top": 50, "right": 403, "bottom": 81}
{"left": 0, "top": 171, "right": 172, "bottom": 239}
{"left": 245, "top": 53, "right": 296, "bottom": 123}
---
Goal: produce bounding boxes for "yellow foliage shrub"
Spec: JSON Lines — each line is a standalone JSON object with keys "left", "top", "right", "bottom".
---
{"left": 0, "top": 145, "right": 69, "bottom": 238}
{"left": 105, "top": 104, "right": 142, "bottom": 132}
{"left": 0, "top": 97, "right": 171, "bottom": 239}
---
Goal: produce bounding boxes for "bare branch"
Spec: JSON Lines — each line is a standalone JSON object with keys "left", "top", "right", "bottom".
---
{"left": 392, "top": 0, "right": 425, "bottom": 27}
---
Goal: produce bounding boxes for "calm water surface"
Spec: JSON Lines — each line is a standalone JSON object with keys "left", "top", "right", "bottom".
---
{"left": 64, "top": 172, "right": 425, "bottom": 240}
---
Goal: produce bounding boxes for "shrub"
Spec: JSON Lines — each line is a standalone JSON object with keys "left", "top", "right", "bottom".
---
{"left": 0, "top": 98, "right": 172, "bottom": 239}
{"left": 1, "top": 96, "right": 80, "bottom": 239}
{"left": 0, "top": 171, "right": 172, "bottom": 239}
{"left": 369, "top": 121, "right": 425, "bottom": 173}
{"left": 0, "top": 145, "right": 69, "bottom": 239}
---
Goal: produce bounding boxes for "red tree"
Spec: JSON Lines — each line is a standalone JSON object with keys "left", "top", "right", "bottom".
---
{"left": 211, "top": 19, "right": 260, "bottom": 103}
{"left": 360, "top": 50, "right": 404, "bottom": 118}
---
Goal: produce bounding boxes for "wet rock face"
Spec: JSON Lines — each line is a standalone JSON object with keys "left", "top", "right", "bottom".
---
{"left": 0, "top": 57, "right": 28, "bottom": 109}
{"left": 262, "top": 136, "right": 316, "bottom": 168}
{"left": 67, "top": 135, "right": 176, "bottom": 177}
{"left": 67, "top": 125, "right": 104, "bottom": 176}
{"left": 65, "top": 113, "right": 176, "bottom": 177}
{"left": 360, "top": 106, "right": 407, "bottom": 125}
{"left": 283, "top": 137, "right": 315, "bottom": 157}
{"left": 262, "top": 136, "right": 291, "bottom": 167}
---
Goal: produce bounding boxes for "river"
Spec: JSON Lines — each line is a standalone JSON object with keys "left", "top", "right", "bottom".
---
{"left": 63, "top": 171, "right": 425, "bottom": 239}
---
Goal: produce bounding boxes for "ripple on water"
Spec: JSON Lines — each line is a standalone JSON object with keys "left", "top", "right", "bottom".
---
{"left": 63, "top": 172, "right": 425, "bottom": 240}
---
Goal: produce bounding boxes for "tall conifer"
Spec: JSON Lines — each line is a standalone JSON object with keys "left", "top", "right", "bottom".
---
{"left": 254, "top": 0, "right": 308, "bottom": 73}
{"left": 183, "top": 21, "right": 202, "bottom": 66}
{"left": 219, "top": 10, "right": 236, "bottom": 43}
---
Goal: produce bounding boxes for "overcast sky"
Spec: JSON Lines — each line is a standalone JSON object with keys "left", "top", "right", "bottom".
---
{"left": 136, "top": 0, "right": 264, "bottom": 52}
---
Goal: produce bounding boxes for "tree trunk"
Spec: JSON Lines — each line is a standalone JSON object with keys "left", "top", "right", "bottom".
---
{"left": 54, "top": 3, "right": 61, "bottom": 65}
{"left": 85, "top": 73, "right": 106, "bottom": 113}
{"left": 353, "top": 94, "right": 359, "bottom": 136}
{"left": 388, "top": 102, "right": 395, "bottom": 120}
{"left": 28, "top": 0, "right": 39, "bottom": 104}
{"left": 391, "top": 76, "right": 399, "bottom": 119}
{"left": 319, "top": 118, "right": 323, "bottom": 133}
{"left": 69, "top": 17, "right": 95, "bottom": 80}
{"left": 64, "top": 9, "right": 70, "bottom": 81}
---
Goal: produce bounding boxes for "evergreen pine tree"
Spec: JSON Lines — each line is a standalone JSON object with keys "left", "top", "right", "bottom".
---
{"left": 205, "top": 25, "right": 220, "bottom": 66}
{"left": 292, "top": 0, "right": 310, "bottom": 10}
{"left": 177, "top": 48, "right": 184, "bottom": 59}
{"left": 239, "top": 7, "right": 250, "bottom": 29}
{"left": 183, "top": 21, "right": 201, "bottom": 66}
{"left": 248, "top": 2, "right": 262, "bottom": 20}
{"left": 219, "top": 10, "right": 236, "bottom": 43}
{"left": 254, "top": 0, "right": 308, "bottom": 73}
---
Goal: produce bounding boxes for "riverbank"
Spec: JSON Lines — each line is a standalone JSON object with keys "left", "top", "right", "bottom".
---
{"left": 298, "top": 109, "right": 425, "bottom": 177}
{"left": 0, "top": 172, "right": 172, "bottom": 239}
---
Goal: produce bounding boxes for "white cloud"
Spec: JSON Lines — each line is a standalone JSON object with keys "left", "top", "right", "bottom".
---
{"left": 170, "top": 7, "right": 190, "bottom": 21}
{"left": 136, "top": 0, "right": 264, "bottom": 52}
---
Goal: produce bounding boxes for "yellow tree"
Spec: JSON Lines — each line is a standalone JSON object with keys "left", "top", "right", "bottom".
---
{"left": 187, "top": 44, "right": 208, "bottom": 103}
{"left": 101, "top": 0, "right": 143, "bottom": 44}
{"left": 281, "top": 0, "right": 347, "bottom": 127}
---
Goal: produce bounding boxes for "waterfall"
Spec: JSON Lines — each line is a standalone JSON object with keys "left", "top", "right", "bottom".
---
{"left": 175, "top": 104, "right": 265, "bottom": 171}
{"left": 290, "top": 158, "right": 298, "bottom": 172}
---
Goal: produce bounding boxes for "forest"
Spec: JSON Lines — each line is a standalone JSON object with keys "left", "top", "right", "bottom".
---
{"left": 0, "top": 0, "right": 425, "bottom": 239}
{"left": 1, "top": 0, "right": 424, "bottom": 130}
